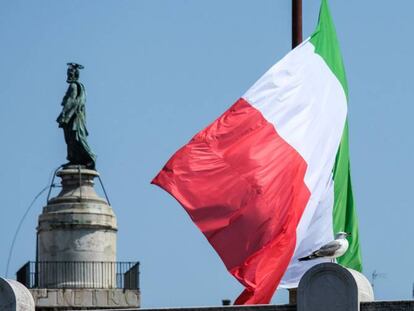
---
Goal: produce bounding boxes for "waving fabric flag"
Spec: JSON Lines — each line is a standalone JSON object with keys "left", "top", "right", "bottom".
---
{"left": 152, "top": 0, "right": 361, "bottom": 304}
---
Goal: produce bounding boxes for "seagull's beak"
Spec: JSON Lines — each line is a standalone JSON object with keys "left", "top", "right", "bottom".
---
{"left": 346, "top": 232, "right": 352, "bottom": 236}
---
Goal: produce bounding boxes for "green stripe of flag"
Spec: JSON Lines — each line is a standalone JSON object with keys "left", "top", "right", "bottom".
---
{"left": 310, "top": 0, "right": 362, "bottom": 272}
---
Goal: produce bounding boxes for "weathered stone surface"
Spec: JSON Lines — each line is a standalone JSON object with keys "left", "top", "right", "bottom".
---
{"left": 37, "top": 166, "right": 117, "bottom": 288}
{"left": 347, "top": 268, "right": 375, "bottom": 302}
{"left": 0, "top": 278, "right": 35, "bottom": 311}
{"left": 30, "top": 289, "right": 139, "bottom": 309}
{"left": 297, "top": 263, "right": 373, "bottom": 311}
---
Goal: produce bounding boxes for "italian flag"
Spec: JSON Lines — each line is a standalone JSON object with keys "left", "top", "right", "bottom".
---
{"left": 152, "top": 0, "right": 361, "bottom": 305}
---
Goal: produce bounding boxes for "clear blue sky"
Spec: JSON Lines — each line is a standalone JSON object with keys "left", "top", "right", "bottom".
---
{"left": 1, "top": 0, "right": 413, "bottom": 307}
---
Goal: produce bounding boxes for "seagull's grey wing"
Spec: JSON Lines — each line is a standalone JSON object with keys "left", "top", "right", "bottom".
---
{"left": 315, "top": 240, "right": 341, "bottom": 257}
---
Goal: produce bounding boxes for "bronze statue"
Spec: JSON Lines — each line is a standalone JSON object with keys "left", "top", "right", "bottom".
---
{"left": 57, "top": 63, "right": 96, "bottom": 169}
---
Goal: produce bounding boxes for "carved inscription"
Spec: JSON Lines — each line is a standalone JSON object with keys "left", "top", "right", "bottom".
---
{"left": 56, "top": 290, "right": 72, "bottom": 306}
{"left": 30, "top": 289, "right": 140, "bottom": 308}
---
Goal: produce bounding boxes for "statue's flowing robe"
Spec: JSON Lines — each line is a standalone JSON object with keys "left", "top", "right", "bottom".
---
{"left": 57, "top": 82, "right": 96, "bottom": 168}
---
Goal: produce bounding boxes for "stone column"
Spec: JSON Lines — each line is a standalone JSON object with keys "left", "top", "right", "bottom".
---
{"left": 37, "top": 165, "right": 117, "bottom": 288}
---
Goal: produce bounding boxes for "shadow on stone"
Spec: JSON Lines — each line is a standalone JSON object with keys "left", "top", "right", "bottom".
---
{"left": 0, "top": 278, "right": 35, "bottom": 311}
{"left": 297, "top": 263, "right": 374, "bottom": 311}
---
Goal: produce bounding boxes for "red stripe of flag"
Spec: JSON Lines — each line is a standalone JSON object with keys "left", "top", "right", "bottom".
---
{"left": 152, "top": 98, "right": 311, "bottom": 304}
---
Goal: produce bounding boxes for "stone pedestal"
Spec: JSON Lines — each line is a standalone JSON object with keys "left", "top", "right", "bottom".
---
{"left": 297, "top": 263, "right": 374, "bottom": 311}
{"left": 0, "top": 278, "right": 35, "bottom": 311}
{"left": 37, "top": 166, "right": 117, "bottom": 288}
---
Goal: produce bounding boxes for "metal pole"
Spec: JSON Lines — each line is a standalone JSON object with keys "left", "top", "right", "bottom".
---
{"left": 292, "top": 0, "right": 303, "bottom": 49}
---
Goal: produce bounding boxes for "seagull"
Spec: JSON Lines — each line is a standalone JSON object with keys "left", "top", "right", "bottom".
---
{"left": 298, "top": 232, "right": 350, "bottom": 262}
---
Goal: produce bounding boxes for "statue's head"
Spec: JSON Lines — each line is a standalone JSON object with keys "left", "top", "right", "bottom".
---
{"left": 66, "top": 63, "right": 84, "bottom": 83}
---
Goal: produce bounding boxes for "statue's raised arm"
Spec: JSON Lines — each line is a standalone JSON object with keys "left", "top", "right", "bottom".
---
{"left": 57, "top": 63, "right": 96, "bottom": 169}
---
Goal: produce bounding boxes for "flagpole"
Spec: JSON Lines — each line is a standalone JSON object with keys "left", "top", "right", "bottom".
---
{"left": 289, "top": 1, "right": 303, "bottom": 301}
{"left": 292, "top": 0, "right": 303, "bottom": 49}
{"left": 288, "top": 2, "right": 302, "bottom": 305}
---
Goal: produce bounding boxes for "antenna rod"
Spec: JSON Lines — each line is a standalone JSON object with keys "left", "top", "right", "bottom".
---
{"left": 292, "top": 0, "right": 303, "bottom": 49}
